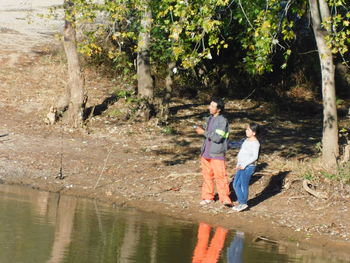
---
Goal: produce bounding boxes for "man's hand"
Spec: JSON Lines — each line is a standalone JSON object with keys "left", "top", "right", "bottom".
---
{"left": 195, "top": 126, "right": 205, "bottom": 135}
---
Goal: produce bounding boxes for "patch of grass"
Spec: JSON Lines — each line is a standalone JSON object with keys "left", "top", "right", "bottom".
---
{"left": 114, "top": 89, "right": 137, "bottom": 103}
{"left": 322, "top": 163, "right": 350, "bottom": 184}
{"left": 305, "top": 233, "right": 312, "bottom": 239}
{"left": 107, "top": 109, "right": 122, "bottom": 117}
{"left": 303, "top": 170, "right": 314, "bottom": 181}
{"left": 287, "top": 237, "right": 298, "bottom": 243}
{"left": 161, "top": 125, "right": 176, "bottom": 135}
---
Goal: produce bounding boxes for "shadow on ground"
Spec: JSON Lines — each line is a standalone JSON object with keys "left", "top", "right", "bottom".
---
{"left": 248, "top": 171, "right": 290, "bottom": 208}
{"left": 161, "top": 99, "right": 323, "bottom": 166}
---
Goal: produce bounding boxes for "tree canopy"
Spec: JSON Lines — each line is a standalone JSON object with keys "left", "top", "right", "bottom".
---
{"left": 46, "top": 0, "right": 350, "bottom": 169}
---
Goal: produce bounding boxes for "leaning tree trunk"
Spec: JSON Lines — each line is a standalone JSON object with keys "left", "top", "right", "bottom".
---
{"left": 62, "top": 0, "right": 86, "bottom": 128}
{"left": 137, "top": 0, "right": 154, "bottom": 101}
{"left": 309, "top": 0, "right": 339, "bottom": 168}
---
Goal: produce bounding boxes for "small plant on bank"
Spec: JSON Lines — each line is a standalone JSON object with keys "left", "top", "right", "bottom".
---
{"left": 303, "top": 170, "right": 314, "bottom": 181}
{"left": 315, "top": 142, "right": 322, "bottom": 155}
{"left": 107, "top": 109, "right": 122, "bottom": 118}
{"left": 114, "top": 89, "right": 136, "bottom": 102}
{"left": 161, "top": 125, "right": 176, "bottom": 135}
{"left": 322, "top": 163, "right": 350, "bottom": 184}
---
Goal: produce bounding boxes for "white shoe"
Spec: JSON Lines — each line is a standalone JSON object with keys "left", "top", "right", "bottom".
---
{"left": 232, "top": 203, "right": 248, "bottom": 212}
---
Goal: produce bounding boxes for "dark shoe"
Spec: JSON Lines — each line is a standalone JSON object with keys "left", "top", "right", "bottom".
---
{"left": 223, "top": 201, "right": 232, "bottom": 207}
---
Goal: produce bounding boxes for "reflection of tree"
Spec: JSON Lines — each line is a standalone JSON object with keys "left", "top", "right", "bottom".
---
{"left": 119, "top": 211, "right": 141, "bottom": 262}
{"left": 146, "top": 217, "right": 159, "bottom": 263}
{"left": 192, "top": 223, "right": 228, "bottom": 263}
{"left": 48, "top": 195, "right": 77, "bottom": 263}
{"left": 149, "top": 226, "right": 157, "bottom": 263}
{"left": 35, "top": 191, "right": 50, "bottom": 217}
{"left": 0, "top": 185, "right": 54, "bottom": 263}
{"left": 0, "top": 186, "right": 51, "bottom": 220}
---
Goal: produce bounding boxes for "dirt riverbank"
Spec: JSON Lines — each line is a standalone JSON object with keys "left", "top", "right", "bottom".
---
{"left": 0, "top": 1, "right": 350, "bottom": 261}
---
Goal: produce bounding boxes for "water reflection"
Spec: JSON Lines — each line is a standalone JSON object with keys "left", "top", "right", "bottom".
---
{"left": 0, "top": 185, "right": 77, "bottom": 263}
{"left": 48, "top": 195, "right": 76, "bottom": 263}
{"left": 0, "top": 185, "right": 349, "bottom": 263}
{"left": 227, "top": 231, "right": 244, "bottom": 263}
{"left": 192, "top": 223, "right": 228, "bottom": 263}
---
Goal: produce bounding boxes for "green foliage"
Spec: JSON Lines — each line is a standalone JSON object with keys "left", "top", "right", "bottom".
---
{"left": 340, "top": 127, "right": 349, "bottom": 134}
{"left": 322, "top": 0, "right": 350, "bottom": 57}
{"left": 315, "top": 142, "right": 323, "bottom": 154}
{"left": 322, "top": 163, "right": 350, "bottom": 184}
{"left": 107, "top": 109, "right": 123, "bottom": 117}
{"left": 336, "top": 98, "right": 345, "bottom": 105}
{"left": 232, "top": 0, "right": 350, "bottom": 74}
{"left": 157, "top": 0, "right": 230, "bottom": 68}
{"left": 303, "top": 170, "right": 314, "bottom": 181}
{"left": 161, "top": 125, "right": 176, "bottom": 135}
{"left": 232, "top": 0, "right": 307, "bottom": 74}
{"left": 55, "top": 0, "right": 139, "bottom": 78}
{"left": 114, "top": 88, "right": 137, "bottom": 103}
{"left": 41, "top": 0, "right": 350, "bottom": 94}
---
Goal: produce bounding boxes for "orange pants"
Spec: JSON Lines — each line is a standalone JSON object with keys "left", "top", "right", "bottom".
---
{"left": 201, "top": 157, "right": 231, "bottom": 203}
{"left": 192, "top": 223, "right": 228, "bottom": 263}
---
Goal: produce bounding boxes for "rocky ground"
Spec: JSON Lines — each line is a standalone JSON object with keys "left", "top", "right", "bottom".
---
{"left": 1, "top": 1, "right": 350, "bottom": 262}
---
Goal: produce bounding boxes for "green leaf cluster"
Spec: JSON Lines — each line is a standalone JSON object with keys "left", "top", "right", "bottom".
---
{"left": 45, "top": 0, "right": 350, "bottom": 79}
{"left": 156, "top": 0, "right": 230, "bottom": 68}
{"left": 323, "top": 2, "right": 350, "bottom": 56}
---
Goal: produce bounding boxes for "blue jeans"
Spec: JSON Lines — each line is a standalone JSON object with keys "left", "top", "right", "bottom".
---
{"left": 232, "top": 166, "right": 255, "bottom": 205}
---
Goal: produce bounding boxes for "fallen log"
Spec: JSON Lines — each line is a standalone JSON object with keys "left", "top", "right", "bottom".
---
{"left": 302, "top": 179, "right": 328, "bottom": 199}
{"left": 284, "top": 178, "right": 302, "bottom": 190}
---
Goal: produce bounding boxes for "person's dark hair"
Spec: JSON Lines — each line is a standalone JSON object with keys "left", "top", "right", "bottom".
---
{"left": 211, "top": 97, "right": 225, "bottom": 112}
{"left": 249, "top": 123, "right": 260, "bottom": 136}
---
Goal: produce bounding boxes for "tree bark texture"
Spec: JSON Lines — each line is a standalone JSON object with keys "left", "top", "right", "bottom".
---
{"left": 62, "top": 0, "right": 86, "bottom": 128}
{"left": 160, "top": 61, "right": 176, "bottom": 121}
{"left": 309, "top": 0, "right": 339, "bottom": 168}
{"left": 137, "top": 0, "right": 154, "bottom": 99}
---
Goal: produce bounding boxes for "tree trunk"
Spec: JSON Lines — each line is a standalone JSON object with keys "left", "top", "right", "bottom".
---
{"left": 309, "top": 0, "right": 339, "bottom": 168}
{"left": 160, "top": 61, "right": 176, "bottom": 121}
{"left": 62, "top": 0, "right": 86, "bottom": 128}
{"left": 137, "top": 0, "right": 154, "bottom": 99}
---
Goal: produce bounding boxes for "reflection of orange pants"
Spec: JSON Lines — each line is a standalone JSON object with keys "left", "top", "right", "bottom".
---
{"left": 192, "top": 223, "right": 228, "bottom": 263}
{"left": 201, "top": 157, "right": 231, "bottom": 203}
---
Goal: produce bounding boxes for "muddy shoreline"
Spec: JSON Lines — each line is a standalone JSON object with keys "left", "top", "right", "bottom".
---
{"left": 0, "top": 124, "right": 349, "bottom": 262}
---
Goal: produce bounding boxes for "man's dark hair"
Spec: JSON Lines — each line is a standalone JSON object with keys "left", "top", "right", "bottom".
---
{"left": 211, "top": 97, "right": 225, "bottom": 112}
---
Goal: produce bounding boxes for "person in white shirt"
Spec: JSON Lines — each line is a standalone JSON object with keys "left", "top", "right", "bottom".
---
{"left": 230, "top": 123, "right": 260, "bottom": 212}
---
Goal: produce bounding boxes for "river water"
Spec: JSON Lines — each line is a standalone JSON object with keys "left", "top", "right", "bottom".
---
{"left": 0, "top": 184, "right": 349, "bottom": 263}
